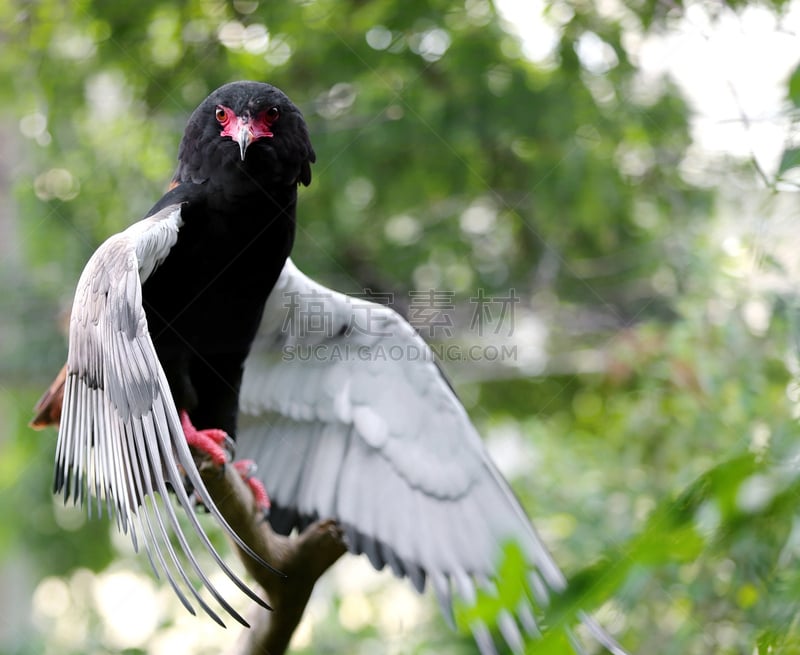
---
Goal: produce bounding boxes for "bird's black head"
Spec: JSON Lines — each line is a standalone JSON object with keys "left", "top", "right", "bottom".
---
{"left": 175, "top": 81, "right": 315, "bottom": 189}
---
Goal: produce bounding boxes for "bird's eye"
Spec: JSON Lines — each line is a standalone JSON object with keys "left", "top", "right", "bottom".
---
{"left": 267, "top": 106, "right": 280, "bottom": 120}
{"left": 215, "top": 107, "right": 227, "bottom": 123}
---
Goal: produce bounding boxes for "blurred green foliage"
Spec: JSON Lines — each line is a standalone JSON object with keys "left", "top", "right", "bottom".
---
{"left": 1, "top": 0, "right": 800, "bottom": 654}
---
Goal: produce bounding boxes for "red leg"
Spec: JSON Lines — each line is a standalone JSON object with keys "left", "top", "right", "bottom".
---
{"left": 179, "top": 411, "right": 268, "bottom": 512}
{"left": 180, "top": 410, "right": 229, "bottom": 466}
{"left": 233, "top": 459, "right": 271, "bottom": 513}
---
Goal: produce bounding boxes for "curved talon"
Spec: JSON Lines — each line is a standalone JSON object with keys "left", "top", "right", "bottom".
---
{"left": 223, "top": 434, "right": 236, "bottom": 459}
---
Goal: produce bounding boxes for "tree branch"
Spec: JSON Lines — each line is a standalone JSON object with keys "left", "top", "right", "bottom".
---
{"left": 198, "top": 458, "right": 347, "bottom": 655}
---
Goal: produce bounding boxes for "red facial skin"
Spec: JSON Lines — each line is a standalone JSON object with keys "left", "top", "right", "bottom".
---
{"left": 215, "top": 105, "right": 278, "bottom": 159}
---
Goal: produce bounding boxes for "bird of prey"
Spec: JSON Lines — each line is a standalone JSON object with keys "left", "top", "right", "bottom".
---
{"left": 32, "top": 81, "right": 626, "bottom": 654}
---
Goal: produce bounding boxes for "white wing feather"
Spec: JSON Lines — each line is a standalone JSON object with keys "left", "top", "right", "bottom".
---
{"left": 238, "top": 259, "right": 599, "bottom": 651}
{"left": 55, "top": 204, "right": 266, "bottom": 627}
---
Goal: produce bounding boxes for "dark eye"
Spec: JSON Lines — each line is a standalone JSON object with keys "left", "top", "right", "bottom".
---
{"left": 215, "top": 107, "right": 226, "bottom": 123}
{"left": 267, "top": 106, "right": 280, "bottom": 120}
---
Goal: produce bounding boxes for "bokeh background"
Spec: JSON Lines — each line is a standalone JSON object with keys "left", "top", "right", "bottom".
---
{"left": 3, "top": 0, "right": 800, "bottom": 653}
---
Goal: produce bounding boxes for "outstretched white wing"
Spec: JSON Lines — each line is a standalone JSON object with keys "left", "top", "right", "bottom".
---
{"left": 55, "top": 204, "right": 266, "bottom": 627}
{"left": 238, "top": 259, "right": 618, "bottom": 653}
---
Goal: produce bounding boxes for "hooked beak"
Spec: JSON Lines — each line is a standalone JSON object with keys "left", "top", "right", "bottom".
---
{"left": 234, "top": 120, "right": 255, "bottom": 161}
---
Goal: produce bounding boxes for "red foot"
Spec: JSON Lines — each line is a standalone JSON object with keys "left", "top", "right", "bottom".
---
{"left": 233, "top": 460, "right": 271, "bottom": 512}
{"left": 180, "top": 410, "right": 229, "bottom": 466}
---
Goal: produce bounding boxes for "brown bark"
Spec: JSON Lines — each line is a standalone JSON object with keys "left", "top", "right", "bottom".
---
{"left": 198, "top": 458, "right": 347, "bottom": 655}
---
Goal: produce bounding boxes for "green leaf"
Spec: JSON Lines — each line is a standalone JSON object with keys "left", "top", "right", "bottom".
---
{"left": 778, "top": 147, "right": 800, "bottom": 175}
{"left": 788, "top": 63, "right": 800, "bottom": 108}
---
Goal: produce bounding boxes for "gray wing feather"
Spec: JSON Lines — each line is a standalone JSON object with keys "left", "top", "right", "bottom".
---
{"left": 54, "top": 204, "right": 264, "bottom": 627}
{"left": 238, "top": 259, "right": 573, "bottom": 649}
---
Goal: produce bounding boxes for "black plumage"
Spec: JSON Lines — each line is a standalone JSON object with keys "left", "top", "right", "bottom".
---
{"left": 143, "top": 82, "right": 314, "bottom": 438}
{"left": 38, "top": 81, "right": 316, "bottom": 629}
{"left": 34, "top": 80, "right": 628, "bottom": 654}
